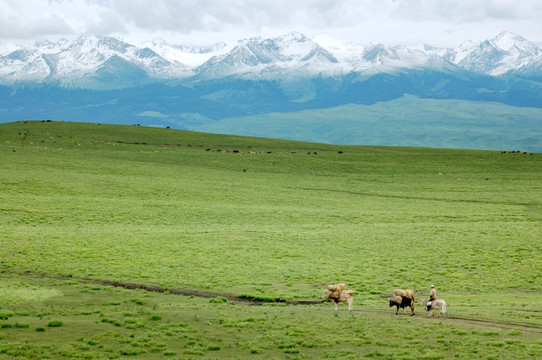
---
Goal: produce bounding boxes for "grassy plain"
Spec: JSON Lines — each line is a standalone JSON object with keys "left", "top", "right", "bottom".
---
{"left": 0, "top": 120, "right": 541, "bottom": 359}
{"left": 196, "top": 95, "right": 542, "bottom": 152}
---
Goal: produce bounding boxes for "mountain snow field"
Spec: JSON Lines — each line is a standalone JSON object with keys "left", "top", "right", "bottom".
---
{"left": 1, "top": 31, "right": 540, "bottom": 86}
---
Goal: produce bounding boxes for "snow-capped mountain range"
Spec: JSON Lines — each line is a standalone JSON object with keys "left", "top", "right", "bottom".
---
{"left": 1, "top": 31, "right": 541, "bottom": 153}
{"left": 1, "top": 31, "right": 540, "bottom": 87}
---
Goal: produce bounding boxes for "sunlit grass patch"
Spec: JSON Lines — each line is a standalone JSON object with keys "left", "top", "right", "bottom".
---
{"left": 0, "top": 280, "right": 62, "bottom": 304}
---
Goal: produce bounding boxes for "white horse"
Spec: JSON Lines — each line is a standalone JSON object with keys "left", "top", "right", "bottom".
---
{"left": 420, "top": 298, "right": 447, "bottom": 318}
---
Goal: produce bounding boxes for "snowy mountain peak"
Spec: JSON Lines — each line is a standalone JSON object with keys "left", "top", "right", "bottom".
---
{"left": 0, "top": 34, "right": 195, "bottom": 87}
{"left": 491, "top": 31, "right": 528, "bottom": 51}
{"left": 269, "top": 31, "right": 309, "bottom": 46}
{"left": 422, "top": 44, "right": 438, "bottom": 51}
{"left": 311, "top": 34, "right": 364, "bottom": 61}
{"left": 450, "top": 31, "right": 542, "bottom": 75}
{"left": 363, "top": 44, "right": 399, "bottom": 62}
{"left": 195, "top": 33, "right": 342, "bottom": 79}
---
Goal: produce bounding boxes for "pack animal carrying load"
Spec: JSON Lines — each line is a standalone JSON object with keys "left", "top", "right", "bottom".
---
{"left": 322, "top": 283, "right": 353, "bottom": 311}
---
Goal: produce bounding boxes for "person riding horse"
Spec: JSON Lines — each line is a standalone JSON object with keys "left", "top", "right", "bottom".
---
{"left": 427, "top": 285, "right": 437, "bottom": 310}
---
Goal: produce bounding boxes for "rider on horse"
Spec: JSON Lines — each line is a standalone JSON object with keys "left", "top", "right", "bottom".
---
{"left": 427, "top": 285, "right": 437, "bottom": 310}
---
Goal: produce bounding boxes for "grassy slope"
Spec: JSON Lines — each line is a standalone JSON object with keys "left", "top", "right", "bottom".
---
{"left": 0, "top": 121, "right": 541, "bottom": 359}
{"left": 195, "top": 95, "right": 542, "bottom": 152}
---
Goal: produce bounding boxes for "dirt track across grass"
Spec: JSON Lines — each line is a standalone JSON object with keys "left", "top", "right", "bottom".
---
{"left": 445, "top": 314, "right": 542, "bottom": 333}
{"left": 22, "top": 270, "right": 322, "bottom": 305}
{"left": 20, "top": 270, "right": 542, "bottom": 334}
{"left": 92, "top": 278, "right": 321, "bottom": 305}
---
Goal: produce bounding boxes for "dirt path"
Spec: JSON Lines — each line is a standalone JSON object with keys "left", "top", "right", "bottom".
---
{"left": 20, "top": 271, "right": 542, "bottom": 334}
{"left": 355, "top": 309, "right": 542, "bottom": 334}
{"left": 445, "top": 314, "right": 542, "bottom": 333}
{"left": 22, "top": 271, "right": 322, "bottom": 306}
{"left": 90, "top": 278, "right": 321, "bottom": 305}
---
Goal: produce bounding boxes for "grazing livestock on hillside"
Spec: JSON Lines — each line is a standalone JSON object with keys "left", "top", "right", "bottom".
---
{"left": 389, "top": 289, "right": 415, "bottom": 315}
{"left": 420, "top": 298, "right": 447, "bottom": 318}
{"left": 322, "top": 283, "right": 353, "bottom": 311}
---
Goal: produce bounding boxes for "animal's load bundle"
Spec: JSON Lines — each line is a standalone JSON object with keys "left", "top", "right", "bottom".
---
{"left": 394, "top": 289, "right": 415, "bottom": 301}
{"left": 327, "top": 283, "right": 347, "bottom": 297}
{"left": 338, "top": 289, "right": 354, "bottom": 302}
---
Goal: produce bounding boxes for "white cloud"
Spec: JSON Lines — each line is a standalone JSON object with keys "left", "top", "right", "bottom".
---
{"left": 0, "top": 0, "right": 75, "bottom": 40}
{"left": 0, "top": 0, "right": 540, "bottom": 47}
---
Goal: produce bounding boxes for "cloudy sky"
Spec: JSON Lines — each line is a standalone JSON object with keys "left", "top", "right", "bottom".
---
{"left": 1, "top": 0, "right": 541, "bottom": 47}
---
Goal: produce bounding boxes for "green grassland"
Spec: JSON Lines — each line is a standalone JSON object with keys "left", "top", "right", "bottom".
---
{"left": 195, "top": 95, "right": 542, "bottom": 152}
{"left": 0, "top": 120, "right": 541, "bottom": 359}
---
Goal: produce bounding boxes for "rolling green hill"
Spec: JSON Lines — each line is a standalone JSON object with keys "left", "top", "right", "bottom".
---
{"left": 195, "top": 95, "right": 542, "bottom": 152}
{"left": 1, "top": 121, "right": 541, "bottom": 359}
